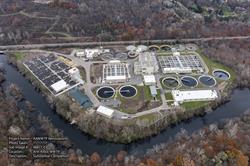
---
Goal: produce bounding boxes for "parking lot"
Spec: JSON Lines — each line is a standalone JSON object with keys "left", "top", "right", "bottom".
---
{"left": 24, "top": 55, "right": 80, "bottom": 95}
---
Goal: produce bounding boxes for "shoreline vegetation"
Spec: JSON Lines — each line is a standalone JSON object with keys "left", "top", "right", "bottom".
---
{"left": 6, "top": 48, "right": 236, "bottom": 144}
{"left": 1, "top": 65, "right": 250, "bottom": 166}
{"left": 1, "top": 38, "right": 250, "bottom": 165}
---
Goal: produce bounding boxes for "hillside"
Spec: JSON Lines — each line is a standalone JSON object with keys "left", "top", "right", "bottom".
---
{"left": 0, "top": 0, "right": 249, "bottom": 45}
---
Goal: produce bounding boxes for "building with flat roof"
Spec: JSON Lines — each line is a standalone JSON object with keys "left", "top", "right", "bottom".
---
{"left": 172, "top": 90, "right": 218, "bottom": 103}
{"left": 69, "top": 89, "right": 92, "bottom": 109}
{"left": 134, "top": 52, "right": 159, "bottom": 75}
{"left": 143, "top": 75, "right": 156, "bottom": 86}
{"left": 33, "top": 0, "right": 52, "bottom": 4}
{"left": 173, "top": 52, "right": 181, "bottom": 56}
{"left": 158, "top": 55, "right": 205, "bottom": 74}
{"left": 102, "top": 60, "right": 130, "bottom": 83}
{"left": 51, "top": 80, "right": 69, "bottom": 93}
{"left": 149, "top": 86, "right": 158, "bottom": 97}
{"left": 96, "top": 106, "right": 115, "bottom": 118}
{"left": 75, "top": 50, "right": 85, "bottom": 57}
{"left": 68, "top": 67, "right": 83, "bottom": 83}
{"left": 85, "top": 49, "right": 101, "bottom": 59}
{"left": 68, "top": 67, "right": 80, "bottom": 78}
{"left": 75, "top": 48, "right": 110, "bottom": 59}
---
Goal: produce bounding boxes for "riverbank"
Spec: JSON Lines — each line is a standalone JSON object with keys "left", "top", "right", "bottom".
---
{"left": 6, "top": 51, "right": 238, "bottom": 144}
{"left": 2, "top": 55, "right": 250, "bottom": 165}
{"left": 2, "top": 52, "right": 250, "bottom": 158}
{"left": 0, "top": 60, "right": 76, "bottom": 165}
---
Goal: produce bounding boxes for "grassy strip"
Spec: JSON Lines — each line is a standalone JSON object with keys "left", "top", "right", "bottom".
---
{"left": 13, "top": 52, "right": 25, "bottom": 60}
{"left": 156, "top": 89, "right": 162, "bottom": 102}
{"left": 77, "top": 66, "right": 87, "bottom": 81}
{"left": 197, "top": 50, "right": 236, "bottom": 81}
{"left": 181, "top": 101, "right": 209, "bottom": 111}
{"left": 137, "top": 113, "right": 158, "bottom": 122}
{"left": 165, "top": 92, "right": 174, "bottom": 100}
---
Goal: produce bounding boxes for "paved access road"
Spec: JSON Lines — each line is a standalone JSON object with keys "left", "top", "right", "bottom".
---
{"left": 1, "top": 35, "right": 250, "bottom": 50}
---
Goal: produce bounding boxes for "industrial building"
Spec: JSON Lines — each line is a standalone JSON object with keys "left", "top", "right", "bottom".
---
{"left": 172, "top": 90, "right": 218, "bottom": 103}
{"left": 143, "top": 75, "right": 157, "bottom": 86}
{"left": 33, "top": 0, "right": 52, "bottom": 4}
{"left": 102, "top": 60, "right": 130, "bottom": 83}
{"left": 75, "top": 48, "right": 110, "bottom": 59}
{"left": 158, "top": 55, "right": 205, "bottom": 74}
{"left": 51, "top": 80, "right": 69, "bottom": 93}
{"left": 149, "top": 86, "right": 158, "bottom": 98}
{"left": 75, "top": 50, "right": 85, "bottom": 57}
{"left": 24, "top": 56, "right": 80, "bottom": 96}
{"left": 68, "top": 67, "right": 84, "bottom": 83}
{"left": 134, "top": 52, "right": 159, "bottom": 75}
{"left": 68, "top": 89, "right": 93, "bottom": 109}
{"left": 96, "top": 106, "right": 115, "bottom": 118}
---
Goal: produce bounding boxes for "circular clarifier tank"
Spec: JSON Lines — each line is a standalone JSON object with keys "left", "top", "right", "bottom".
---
{"left": 199, "top": 75, "right": 216, "bottom": 87}
{"left": 181, "top": 76, "right": 198, "bottom": 88}
{"left": 119, "top": 85, "right": 137, "bottom": 98}
{"left": 114, "top": 52, "right": 128, "bottom": 60}
{"left": 162, "top": 77, "right": 180, "bottom": 89}
{"left": 160, "top": 45, "right": 171, "bottom": 51}
{"left": 213, "top": 69, "right": 230, "bottom": 81}
{"left": 149, "top": 45, "right": 160, "bottom": 51}
{"left": 96, "top": 86, "right": 115, "bottom": 99}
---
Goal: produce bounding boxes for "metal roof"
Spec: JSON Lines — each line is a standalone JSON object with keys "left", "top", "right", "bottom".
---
{"left": 96, "top": 106, "right": 114, "bottom": 118}
{"left": 51, "top": 80, "right": 68, "bottom": 93}
{"left": 149, "top": 86, "right": 157, "bottom": 96}
{"left": 69, "top": 89, "right": 93, "bottom": 108}
{"left": 172, "top": 90, "right": 218, "bottom": 102}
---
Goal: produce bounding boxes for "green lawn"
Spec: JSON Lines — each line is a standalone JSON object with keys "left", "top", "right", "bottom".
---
{"left": 157, "top": 51, "right": 173, "bottom": 56}
{"left": 137, "top": 113, "right": 158, "bottom": 122}
{"left": 144, "top": 86, "right": 153, "bottom": 101}
{"left": 77, "top": 66, "right": 87, "bottom": 81}
{"left": 165, "top": 92, "right": 174, "bottom": 100}
{"left": 196, "top": 50, "right": 236, "bottom": 83}
{"left": 181, "top": 101, "right": 209, "bottom": 111}
{"left": 222, "top": 8, "right": 236, "bottom": 17}
{"left": 14, "top": 52, "right": 25, "bottom": 60}
{"left": 119, "top": 108, "right": 137, "bottom": 114}
{"left": 167, "top": 101, "right": 175, "bottom": 105}
{"left": 156, "top": 89, "right": 162, "bottom": 101}
{"left": 116, "top": 86, "right": 154, "bottom": 114}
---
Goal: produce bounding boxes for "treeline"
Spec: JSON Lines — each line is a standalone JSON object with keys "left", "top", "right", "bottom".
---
{"left": 0, "top": 0, "right": 250, "bottom": 44}
{"left": 201, "top": 39, "right": 250, "bottom": 88}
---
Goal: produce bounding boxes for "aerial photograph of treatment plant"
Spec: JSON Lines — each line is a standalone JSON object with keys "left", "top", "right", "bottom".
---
{"left": 0, "top": 0, "right": 250, "bottom": 166}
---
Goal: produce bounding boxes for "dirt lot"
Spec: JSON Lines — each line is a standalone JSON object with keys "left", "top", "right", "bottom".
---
{"left": 90, "top": 64, "right": 103, "bottom": 83}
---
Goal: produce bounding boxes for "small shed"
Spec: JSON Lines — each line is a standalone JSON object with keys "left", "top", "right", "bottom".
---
{"left": 149, "top": 86, "right": 158, "bottom": 97}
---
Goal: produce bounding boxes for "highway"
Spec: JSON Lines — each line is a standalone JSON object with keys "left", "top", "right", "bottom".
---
{"left": 1, "top": 35, "right": 250, "bottom": 50}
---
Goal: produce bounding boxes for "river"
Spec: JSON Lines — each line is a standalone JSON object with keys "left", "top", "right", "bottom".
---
{"left": 1, "top": 54, "right": 250, "bottom": 157}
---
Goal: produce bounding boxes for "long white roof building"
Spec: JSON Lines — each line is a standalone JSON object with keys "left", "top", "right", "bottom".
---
{"left": 96, "top": 106, "right": 115, "bottom": 118}
{"left": 172, "top": 90, "right": 218, "bottom": 103}
{"left": 51, "top": 80, "right": 69, "bottom": 93}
